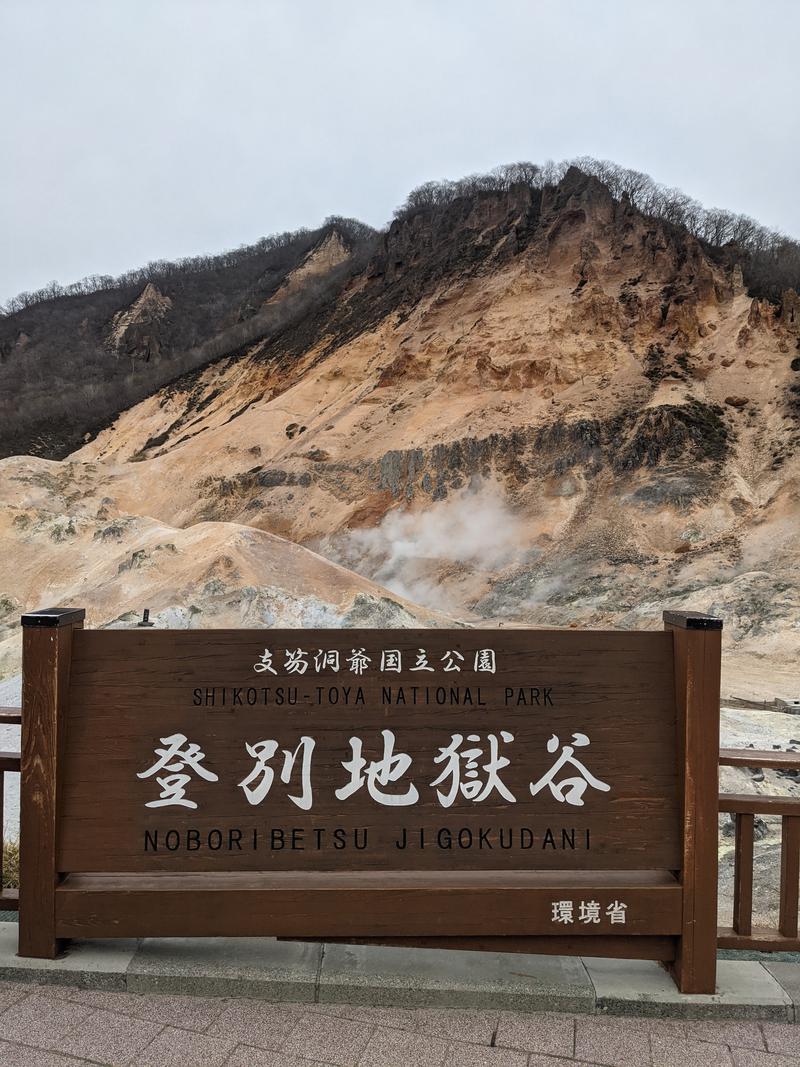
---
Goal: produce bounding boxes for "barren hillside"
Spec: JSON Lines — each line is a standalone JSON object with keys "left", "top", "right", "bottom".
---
{"left": 2, "top": 165, "right": 799, "bottom": 702}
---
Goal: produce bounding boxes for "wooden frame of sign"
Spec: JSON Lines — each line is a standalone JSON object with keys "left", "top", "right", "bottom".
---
{"left": 18, "top": 607, "right": 721, "bottom": 994}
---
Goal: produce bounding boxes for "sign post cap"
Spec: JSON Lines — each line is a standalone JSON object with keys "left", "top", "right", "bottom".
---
{"left": 662, "top": 610, "right": 723, "bottom": 631}
{"left": 21, "top": 607, "right": 86, "bottom": 628}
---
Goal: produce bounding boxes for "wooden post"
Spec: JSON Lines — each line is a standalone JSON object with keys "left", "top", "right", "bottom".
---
{"left": 664, "top": 609, "right": 722, "bottom": 994}
{"left": 779, "top": 815, "right": 800, "bottom": 938}
{"left": 18, "top": 607, "right": 84, "bottom": 959}
{"left": 732, "top": 813, "right": 754, "bottom": 937}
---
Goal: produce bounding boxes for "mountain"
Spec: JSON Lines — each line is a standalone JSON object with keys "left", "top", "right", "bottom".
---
{"left": 0, "top": 218, "right": 376, "bottom": 460}
{"left": 2, "top": 164, "right": 799, "bottom": 701}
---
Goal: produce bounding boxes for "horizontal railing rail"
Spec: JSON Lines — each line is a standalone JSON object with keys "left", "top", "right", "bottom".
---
{"left": 0, "top": 706, "right": 20, "bottom": 910}
{"left": 720, "top": 748, "right": 800, "bottom": 771}
{"left": 719, "top": 746, "right": 800, "bottom": 951}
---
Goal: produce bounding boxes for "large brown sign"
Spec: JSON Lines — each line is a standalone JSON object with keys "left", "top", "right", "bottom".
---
{"left": 18, "top": 608, "right": 722, "bottom": 994}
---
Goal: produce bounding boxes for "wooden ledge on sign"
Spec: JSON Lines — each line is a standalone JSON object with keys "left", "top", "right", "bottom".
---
{"left": 54, "top": 869, "right": 683, "bottom": 941}
{"left": 55, "top": 869, "right": 680, "bottom": 890}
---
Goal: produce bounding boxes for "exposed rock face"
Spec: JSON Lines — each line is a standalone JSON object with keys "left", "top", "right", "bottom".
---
{"left": 785, "top": 290, "right": 800, "bottom": 330}
{"left": 268, "top": 231, "right": 351, "bottom": 302}
{"left": 107, "top": 282, "right": 173, "bottom": 363}
{"left": 3, "top": 168, "right": 800, "bottom": 702}
{"left": 0, "top": 456, "right": 452, "bottom": 682}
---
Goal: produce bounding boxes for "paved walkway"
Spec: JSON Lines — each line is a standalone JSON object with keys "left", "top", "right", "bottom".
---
{"left": 1, "top": 980, "right": 800, "bottom": 1067}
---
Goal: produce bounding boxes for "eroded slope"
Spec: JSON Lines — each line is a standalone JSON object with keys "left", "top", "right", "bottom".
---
{"left": 3, "top": 169, "right": 799, "bottom": 699}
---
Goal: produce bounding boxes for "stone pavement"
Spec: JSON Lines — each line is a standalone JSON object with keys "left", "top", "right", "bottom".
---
{"left": 3, "top": 922, "right": 800, "bottom": 1065}
{"left": 3, "top": 980, "right": 800, "bottom": 1065}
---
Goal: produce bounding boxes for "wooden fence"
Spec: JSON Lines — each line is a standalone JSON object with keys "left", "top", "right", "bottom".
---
{"left": 0, "top": 706, "right": 21, "bottom": 911}
{"left": 2, "top": 705, "right": 800, "bottom": 955}
{"left": 718, "top": 747, "right": 800, "bottom": 951}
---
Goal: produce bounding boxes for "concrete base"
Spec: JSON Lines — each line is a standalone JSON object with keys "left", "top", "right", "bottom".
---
{"left": 0, "top": 924, "right": 136, "bottom": 990}
{"left": 585, "top": 956, "right": 793, "bottom": 1021}
{"left": 127, "top": 936, "right": 321, "bottom": 1000}
{"left": 318, "top": 942, "right": 593, "bottom": 1012}
{"left": 0, "top": 924, "right": 798, "bottom": 1021}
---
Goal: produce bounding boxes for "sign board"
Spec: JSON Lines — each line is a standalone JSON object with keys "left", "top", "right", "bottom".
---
{"left": 18, "top": 608, "right": 722, "bottom": 993}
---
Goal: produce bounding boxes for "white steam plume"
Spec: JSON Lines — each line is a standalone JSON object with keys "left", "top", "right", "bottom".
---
{"left": 320, "top": 484, "right": 531, "bottom": 612}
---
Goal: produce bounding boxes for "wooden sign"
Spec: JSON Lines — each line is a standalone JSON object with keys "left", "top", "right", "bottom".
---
{"left": 18, "top": 608, "right": 722, "bottom": 994}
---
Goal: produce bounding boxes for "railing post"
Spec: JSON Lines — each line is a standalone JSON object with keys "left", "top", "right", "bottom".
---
{"left": 779, "top": 815, "right": 800, "bottom": 938}
{"left": 733, "top": 813, "right": 754, "bottom": 936}
{"left": 18, "top": 607, "right": 84, "bottom": 958}
{"left": 664, "top": 609, "right": 722, "bottom": 994}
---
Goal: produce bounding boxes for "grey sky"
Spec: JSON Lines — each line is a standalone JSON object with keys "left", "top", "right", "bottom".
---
{"left": 2, "top": 0, "right": 798, "bottom": 303}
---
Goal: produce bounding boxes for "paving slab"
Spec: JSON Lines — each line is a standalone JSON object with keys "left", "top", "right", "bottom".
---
{"left": 584, "top": 956, "right": 793, "bottom": 1021}
{"left": 0, "top": 922, "right": 135, "bottom": 990}
{"left": 763, "top": 962, "right": 800, "bottom": 1023}
{"left": 318, "top": 942, "right": 593, "bottom": 1011}
{"left": 127, "top": 936, "right": 321, "bottom": 1000}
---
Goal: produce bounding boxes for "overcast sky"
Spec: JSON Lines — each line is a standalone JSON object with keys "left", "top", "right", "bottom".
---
{"left": 2, "top": 0, "right": 798, "bottom": 303}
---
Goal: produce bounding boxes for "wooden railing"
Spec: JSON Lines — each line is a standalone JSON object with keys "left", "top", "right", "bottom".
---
{"left": 0, "top": 706, "right": 20, "bottom": 911}
{"left": 718, "top": 747, "right": 800, "bottom": 951}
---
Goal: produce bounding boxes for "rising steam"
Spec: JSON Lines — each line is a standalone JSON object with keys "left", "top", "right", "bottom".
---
{"left": 321, "top": 485, "right": 530, "bottom": 612}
